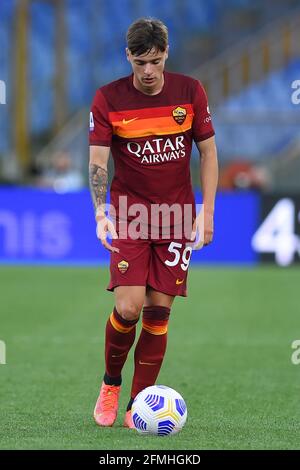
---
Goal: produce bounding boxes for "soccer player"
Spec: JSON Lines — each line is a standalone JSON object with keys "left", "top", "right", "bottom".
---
{"left": 89, "top": 18, "right": 218, "bottom": 428}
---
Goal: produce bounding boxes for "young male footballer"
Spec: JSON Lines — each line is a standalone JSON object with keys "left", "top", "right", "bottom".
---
{"left": 89, "top": 17, "right": 218, "bottom": 428}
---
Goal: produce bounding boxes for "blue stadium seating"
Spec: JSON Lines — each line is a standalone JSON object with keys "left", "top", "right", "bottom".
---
{"left": 0, "top": 1, "right": 15, "bottom": 152}
{"left": 29, "top": 2, "right": 55, "bottom": 131}
{"left": 215, "top": 59, "right": 300, "bottom": 159}
{"left": 0, "top": 0, "right": 299, "bottom": 159}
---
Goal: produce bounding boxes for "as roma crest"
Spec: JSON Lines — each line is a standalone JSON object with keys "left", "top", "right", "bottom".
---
{"left": 118, "top": 260, "right": 129, "bottom": 274}
{"left": 172, "top": 106, "right": 187, "bottom": 125}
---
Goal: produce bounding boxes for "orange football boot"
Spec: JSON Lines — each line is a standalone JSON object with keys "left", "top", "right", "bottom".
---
{"left": 123, "top": 409, "right": 135, "bottom": 429}
{"left": 93, "top": 382, "right": 121, "bottom": 427}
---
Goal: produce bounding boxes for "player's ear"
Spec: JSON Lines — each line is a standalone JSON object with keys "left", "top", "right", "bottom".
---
{"left": 126, "top": 48, "right": 130, "bottom": 62}
{"left": 165, "top": 45, "right": 169, "bottom": 60}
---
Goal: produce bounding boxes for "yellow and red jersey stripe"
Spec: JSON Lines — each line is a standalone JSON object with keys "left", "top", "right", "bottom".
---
{"left": 109, "top": 104, "right": 194, "bottom": 139}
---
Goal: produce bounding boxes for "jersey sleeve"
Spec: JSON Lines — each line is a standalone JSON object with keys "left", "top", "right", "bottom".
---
{"left": 89, "top": 89, "right": 112, "bottom": 147}
{"left": 192, "top": 81, "right": 215, "bottom": 143}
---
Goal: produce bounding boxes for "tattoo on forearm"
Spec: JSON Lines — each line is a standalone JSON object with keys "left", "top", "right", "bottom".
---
{"left": 89, "top": 163, "right": 108, "bottom": 213}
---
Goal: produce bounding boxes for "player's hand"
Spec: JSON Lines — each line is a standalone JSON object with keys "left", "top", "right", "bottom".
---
{"left": 96, "top": 215, "right": 119, "bottom": 253}
{"left": 190, "top": 208, "right": 214, "bottom": 250}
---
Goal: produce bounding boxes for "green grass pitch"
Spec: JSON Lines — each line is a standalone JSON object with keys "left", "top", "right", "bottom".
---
{"left": 0, "top": 265, "right": 299, "bottom": 450}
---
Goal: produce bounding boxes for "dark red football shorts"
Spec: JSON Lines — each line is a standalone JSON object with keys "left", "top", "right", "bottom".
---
{"left": 107, "top": 237, "right": 193, "bottom": 297}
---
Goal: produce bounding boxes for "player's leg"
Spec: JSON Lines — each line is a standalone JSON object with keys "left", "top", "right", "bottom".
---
{"left": 123, "top": 289, "right": 174, "bottom": 428}
{"left": 144, "top": 288, "right": 174, "bottom": 308}
{"left": 94, "top": 237, "right": 150, "bottom": 427}
{"left": 124, "top": 239, "right": 192, "bottom": 427}
{"left": 94, "top": 286, "right": 145, "bottom": 427}
{"left": 131, "top": 289, "right": 174, "bottom": 398}
{"left": 104, "top": 286, "right": 145, "bottom": 384}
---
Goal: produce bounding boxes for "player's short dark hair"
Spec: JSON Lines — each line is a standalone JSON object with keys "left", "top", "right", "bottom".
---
{"left": 126, "top": 18, "right": 168, "bottom": 56}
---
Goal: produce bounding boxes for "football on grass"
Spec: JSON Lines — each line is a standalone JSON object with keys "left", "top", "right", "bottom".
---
{"left": 131, "top": 385, "right": 187, "bottom": 436}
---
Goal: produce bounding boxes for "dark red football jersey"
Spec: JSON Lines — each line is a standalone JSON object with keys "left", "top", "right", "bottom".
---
{"left": 89, "top": 71, "right": 214, "bottom": 232}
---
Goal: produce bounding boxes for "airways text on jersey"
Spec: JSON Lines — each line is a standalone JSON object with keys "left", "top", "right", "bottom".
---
{"left": 127, "top": 135, "right": 186, "bottom": 164}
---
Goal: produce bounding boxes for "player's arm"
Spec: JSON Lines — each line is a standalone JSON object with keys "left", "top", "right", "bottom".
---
{"left": 191, "top": 80, "right": 218, "bottom": 248}
{"left": 197, "top": 135, "right": 218, "bottom": 217}
{"left": 193, "top": 136, "right": 218, "bottom": 247}
{"left": 89, "top": 145, "right": 119, "bottom": 252}
{"left": 89, "top": 145, "right": 109, "bottom": 217}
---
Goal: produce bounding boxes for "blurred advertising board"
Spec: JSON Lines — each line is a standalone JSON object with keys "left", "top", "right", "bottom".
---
{"left": 0, "top": 188, "right": 298, "bottom": 265}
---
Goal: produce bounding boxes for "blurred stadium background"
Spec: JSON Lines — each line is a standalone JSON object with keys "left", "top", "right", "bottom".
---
{"left": 1, "top": 0, "right": 300, "bottom": 265}
{"left": 1, "top": 0, "right": 300, "bottom": 451}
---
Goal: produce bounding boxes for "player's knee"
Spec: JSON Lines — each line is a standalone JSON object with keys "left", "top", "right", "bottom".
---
{"left": 116, "top": 302, "right": 142, "bottom": 321}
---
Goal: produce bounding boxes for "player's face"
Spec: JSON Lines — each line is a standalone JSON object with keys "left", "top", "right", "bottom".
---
{"left": 126, "top": 47, "right": 169, "bottom": 95}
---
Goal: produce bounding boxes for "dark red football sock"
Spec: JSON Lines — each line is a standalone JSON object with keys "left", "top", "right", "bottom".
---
{"left": 130, "top": 306, "right": 170, "bottom": 399}
{"left": 104, "top": 307, "right": 139, "bottom": 380}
